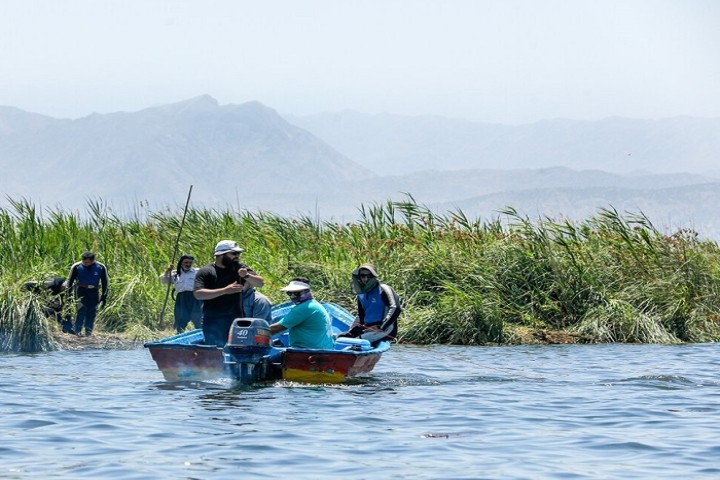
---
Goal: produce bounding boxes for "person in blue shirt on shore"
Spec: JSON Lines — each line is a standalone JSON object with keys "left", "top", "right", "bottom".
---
{"left": 65, "top": 251, "right": 109, "bottom": 337}
{"left": 269, "top": 279, "right": 335, "bottom": 350}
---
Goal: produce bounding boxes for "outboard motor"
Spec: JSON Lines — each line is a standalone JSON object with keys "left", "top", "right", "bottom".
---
{"left": 225, "top": 318, "right": 272, "bottom": 384}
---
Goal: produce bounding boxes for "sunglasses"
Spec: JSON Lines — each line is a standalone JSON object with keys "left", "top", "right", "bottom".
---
{"left": 359, "top": 273, "right": 373, "bottom": 279}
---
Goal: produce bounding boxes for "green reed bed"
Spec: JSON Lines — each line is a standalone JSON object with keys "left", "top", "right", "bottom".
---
{"left": 1, "top": 197, "right": 719, "bottom": 352}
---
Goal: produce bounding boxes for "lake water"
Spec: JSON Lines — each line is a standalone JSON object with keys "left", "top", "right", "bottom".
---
{"left": 1, "top": 342, "right": 719, "bottom": 479}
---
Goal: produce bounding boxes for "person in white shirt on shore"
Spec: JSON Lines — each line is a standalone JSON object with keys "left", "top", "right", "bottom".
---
{"left": 161, "top": 254, "right": 202, "bottom": 333}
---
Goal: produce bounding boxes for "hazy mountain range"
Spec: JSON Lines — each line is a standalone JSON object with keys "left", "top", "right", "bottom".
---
{"left": 0, "top": 95, "right": 370, "bottom": 211}
{"left": 288, "top": 111, "right": 720, "bottom": 176}
{"left": 1, "top": 95, "right": 719, "bottom": 239}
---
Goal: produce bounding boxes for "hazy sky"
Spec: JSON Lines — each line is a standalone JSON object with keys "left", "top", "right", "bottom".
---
{"left": 1, "top": 0, "right": 718, "bottom": 124}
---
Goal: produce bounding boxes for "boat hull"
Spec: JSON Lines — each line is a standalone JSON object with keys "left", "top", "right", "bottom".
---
{"left": 144, "top": 302, "right": 389, "bottom": 384}
{"left": 282, "top": 342, "right": 389, "bottom": 383}
{"left": 145, "top": 330, "right": 226, "bottom": 381}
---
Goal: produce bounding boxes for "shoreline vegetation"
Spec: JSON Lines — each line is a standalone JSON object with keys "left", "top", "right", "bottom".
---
{"left": 2, "top": 197, "right": 719, "bottom": 353}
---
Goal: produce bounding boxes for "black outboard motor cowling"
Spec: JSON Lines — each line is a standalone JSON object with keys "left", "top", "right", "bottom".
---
{"left": 225, "top": 318, "right": 272, "bottom": 383}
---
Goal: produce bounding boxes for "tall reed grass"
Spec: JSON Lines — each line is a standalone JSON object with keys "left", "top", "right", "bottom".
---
{"left": 2, "top": 197, "right": 719, "bottom": 352}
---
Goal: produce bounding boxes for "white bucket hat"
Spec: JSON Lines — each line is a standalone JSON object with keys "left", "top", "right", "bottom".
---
{"left": 214, "top": 240, "right": 244, "bottom": 256}
{"left": 280, "top": 280, "right": 311, "bottom": 292}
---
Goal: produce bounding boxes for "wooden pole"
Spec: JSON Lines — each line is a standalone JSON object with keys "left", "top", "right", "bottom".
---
{"left": 159, "top": 185, "right": 193, "bottom": 329}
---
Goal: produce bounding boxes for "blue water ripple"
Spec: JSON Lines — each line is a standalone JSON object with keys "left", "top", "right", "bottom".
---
{"left": 2, "top": 344, "right": 720, "bottom": 478}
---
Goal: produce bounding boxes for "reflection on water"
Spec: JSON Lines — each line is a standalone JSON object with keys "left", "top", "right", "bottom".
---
{"left": 2, "top": 343, "right": 720, "bottom": 479}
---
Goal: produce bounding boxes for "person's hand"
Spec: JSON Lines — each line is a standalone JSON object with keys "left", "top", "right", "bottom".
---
{"left": 224, "top": 282, "right": 244, "bottom": 295}
{"left": 99, "top": 295, "right": 107, "bottom": 309}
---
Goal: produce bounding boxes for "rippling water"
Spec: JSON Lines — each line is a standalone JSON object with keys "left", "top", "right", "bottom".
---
{"left": 2, "top": 343, "right": 720, "bottom": 479}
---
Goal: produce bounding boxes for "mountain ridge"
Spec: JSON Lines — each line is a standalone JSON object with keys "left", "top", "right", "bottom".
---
{"left": 1, "top": 96, "right": 719, "bottom": 239}
{"left": 0, "top": 96, "right": 372, "bottom": 207}
{"left": 287, "top": 111, "right": 720, "bottom": 175}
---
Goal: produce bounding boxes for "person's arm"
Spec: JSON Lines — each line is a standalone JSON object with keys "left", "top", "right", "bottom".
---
{"left": 100, "top": 265, "right": 110, "bottom": 303}
{"left": 238, "top": 266, "right": 264, "bottom": 288}
{"left": 193, "top": 282, "right": 244, "bottom": 300}
{"left": 379, "top": 284, "right": 401, "bottom": 329}
{"left": 160, "top": 264, "right": 175, "bottom": 285}
{"left": 193, "top": 267, "right": 242, "bottom": 300}
{"left": 270, "top": 306, "right": 302, "bottom": 334}
{"left": 66, "top": 264, "right": 78, "bottom": 290}
{"left": 357, "top": 298, "right": 366, "bottom": 325}
{"left": 269, "top": 322, "right": 287, "bottom": 334}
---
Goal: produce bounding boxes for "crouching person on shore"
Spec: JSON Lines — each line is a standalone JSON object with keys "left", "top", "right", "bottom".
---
{"left": 24, "top": 277, "right": 75, "bottom": 334}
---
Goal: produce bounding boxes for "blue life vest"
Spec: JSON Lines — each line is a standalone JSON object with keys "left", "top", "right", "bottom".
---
{"left": 74, "top": 263, "right": 105, "bottom": 286}
{"left": 358, "top": 287, "right": 385, "bottom": 326}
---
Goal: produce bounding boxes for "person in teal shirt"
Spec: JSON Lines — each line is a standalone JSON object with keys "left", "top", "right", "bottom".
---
{"left": 269, "top": 279, "right": 335, "bottom": 350}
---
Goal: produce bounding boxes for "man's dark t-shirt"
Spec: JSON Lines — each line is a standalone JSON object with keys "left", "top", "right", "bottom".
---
{"left": 193, "top": 262, "right": 249, "bottom": 320}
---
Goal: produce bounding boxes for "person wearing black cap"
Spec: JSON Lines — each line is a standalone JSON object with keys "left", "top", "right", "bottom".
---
{"left": 341, "top": 263, "right": 402, "bottom": 346}
{"left": 66, "top": 252, "right": 109, "bottom": 337}
{"left": 160, "top": 254, "right": 202, "bottom": 333}
{"left": 193, "top": 240, "right": 271, "bottom": 347}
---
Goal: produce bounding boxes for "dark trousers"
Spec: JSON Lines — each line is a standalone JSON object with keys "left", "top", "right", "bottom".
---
{"left": 45, "top": 307, "right": 75, "bottom": 334}
{"left": 75, "top": 287, "right": 99, "bottom": 336}
{"left": 339, "top": 320, "right": 398, "bottom": 347}
{"left": 174, "top": 291, "right": 202, "bottom": 333}
{"left": 202, "top": 315, "right": 236, "bottom": 348}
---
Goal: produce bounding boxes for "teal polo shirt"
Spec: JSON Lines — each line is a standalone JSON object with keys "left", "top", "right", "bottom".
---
{"left": 279, "top": 299, "right": 335, "bottom": 350}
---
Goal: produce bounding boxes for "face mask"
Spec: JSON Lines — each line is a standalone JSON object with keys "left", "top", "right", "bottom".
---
{"left": 356, "top": 276, "right": 378, "bottom": 293}
{"left": 288, "top": 290, "right": 313, "bottom": 305}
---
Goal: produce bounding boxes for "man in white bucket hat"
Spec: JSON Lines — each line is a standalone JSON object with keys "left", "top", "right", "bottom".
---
{"left": 193, "top": 240, "right": 271, "bottom": 347}
{"left": 269, "top": 277, "right": 334, "bottom": 350}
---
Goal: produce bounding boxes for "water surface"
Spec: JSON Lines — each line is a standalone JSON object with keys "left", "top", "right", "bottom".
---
{"left": 2, "top": 343, "right": 719, "bottom": 479}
